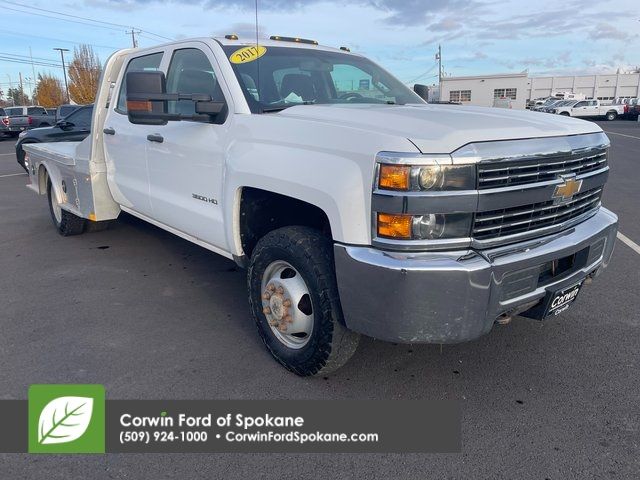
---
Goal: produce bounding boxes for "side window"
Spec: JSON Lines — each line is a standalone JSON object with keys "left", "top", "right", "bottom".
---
{"left": 67, "top": 107, "right": 94, "bottom": 127}
{"left": 574, "top": 101, "right": 586, "bottom": 108}
{"left": 27, "top": 107, "right": 46, "bottom": 115}
{"left": 116, "top": 52, "right": 163, "bottom": 113}
{"left": 165, "top": 48, "right": 226, "bottom": 117}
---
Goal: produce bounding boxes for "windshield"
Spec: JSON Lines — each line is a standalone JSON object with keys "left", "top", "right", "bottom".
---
{"left": 221, "top": 45, "right": 423, "bottom": 113}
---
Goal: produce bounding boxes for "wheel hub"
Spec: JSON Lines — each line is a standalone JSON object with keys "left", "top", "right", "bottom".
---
{"left": 260, "top": 261, "right": 314, "bottom": 349}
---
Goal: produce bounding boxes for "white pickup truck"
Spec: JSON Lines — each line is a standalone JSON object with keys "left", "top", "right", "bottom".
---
{"left": 554, "top": 99, "right": 623, "bottom": 121}
{"left": 23, "top": 36, "right": 618, "bottom": 376}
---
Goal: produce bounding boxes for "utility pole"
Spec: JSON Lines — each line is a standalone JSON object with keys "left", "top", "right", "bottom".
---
{"left": 18, "top": 72, "right": 25, "bottom": 105}
{"left": 29, "top": 46, "right": 37, "bottom": 99}
{"left": 53, "top": 48, "right": 70, "bottom": 103}
{"left": 126, "top": 29, "right": 141, "bottom": 48}
{"left": 437, "top": 45, "right": 442, "bottom": 85}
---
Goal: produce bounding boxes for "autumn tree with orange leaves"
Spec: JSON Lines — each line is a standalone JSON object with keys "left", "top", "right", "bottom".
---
{"left": 33, "top": 74, "right": 66, "bottom": 107}
{"left": 68, "top": 45, "right": 102, "bottom": 104}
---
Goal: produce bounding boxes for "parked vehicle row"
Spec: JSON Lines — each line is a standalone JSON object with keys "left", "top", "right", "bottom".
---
{"left": 16, "top": 104, "right": 94, "bottom": 172}
{"left": 529, "top": 95, "right": 639, "bottom": 120}
{"left": 0, "top": 104, "right": 82, "bottom": 139}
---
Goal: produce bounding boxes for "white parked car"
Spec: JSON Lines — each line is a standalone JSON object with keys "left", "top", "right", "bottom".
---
{"left": 22, "top": 36, "right": 618, "bottom": 375}
{"left": 555, "top": 99, "right": 624, "bottom": 120}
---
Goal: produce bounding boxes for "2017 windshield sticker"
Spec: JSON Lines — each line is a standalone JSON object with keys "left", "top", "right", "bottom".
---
{"left": 229, "top": 45, "right": 267, "bottom": 64}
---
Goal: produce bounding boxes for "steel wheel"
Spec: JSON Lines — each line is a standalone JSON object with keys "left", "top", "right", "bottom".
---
{"left": 260, "top": 260, "right": 314, "bottom": 349}
{"left": 51, "top": 188, "right": 62, "bottom": 224}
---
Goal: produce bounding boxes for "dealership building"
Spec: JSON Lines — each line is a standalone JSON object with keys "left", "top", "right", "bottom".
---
{"left": 438, "top": 72, "right": 640, "bottom": 109}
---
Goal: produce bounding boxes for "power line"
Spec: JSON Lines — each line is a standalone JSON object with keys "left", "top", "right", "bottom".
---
{"left": 4, "top": 0, "right": 174, "bottom": 41}
{"left": 2, "top": 29, "right": 121, "bottom": 50}
{"left": 4, "top": 6, "right": 130, "bottom": 32}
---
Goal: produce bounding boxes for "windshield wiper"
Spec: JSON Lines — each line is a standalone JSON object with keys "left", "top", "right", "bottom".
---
{"left": 262, "top": 101, "right": 316, "bottom": 113}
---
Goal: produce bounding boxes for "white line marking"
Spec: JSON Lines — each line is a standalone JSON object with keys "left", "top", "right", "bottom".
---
{"left": 0, "top": 153, "right": 15, "bottom": 156}
{"left": 0, "top": 172, "right": 26, "bottom": 178}
{"left": 617, "top": 232, "right": 640, "bottom": 255}
{"left": 603, "top": 130, "right": 640, "bottom": 140}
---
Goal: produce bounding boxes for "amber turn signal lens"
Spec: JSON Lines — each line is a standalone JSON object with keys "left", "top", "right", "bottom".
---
{"left": 126, "top": 100, "right": 152, "bottom": 112}
{"left": 377, "top": 213, "right": 412, "bottom": 239}
{"left": 379, "top": 165, "right": 410, "bottom": 190}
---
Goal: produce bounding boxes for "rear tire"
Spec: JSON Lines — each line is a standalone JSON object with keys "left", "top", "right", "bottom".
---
{"left": 248, "top": 226, "right": 360, "bottom": 376}
{"left": 47, "top": 178, "right": 85, "bottom": 236}
{"left": 606, "top": 111, "right": 617, "bottom": 121}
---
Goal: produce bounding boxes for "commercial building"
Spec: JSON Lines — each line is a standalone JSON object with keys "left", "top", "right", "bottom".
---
{"left": 439, "top": 72, "right": 640, "bottom": 109}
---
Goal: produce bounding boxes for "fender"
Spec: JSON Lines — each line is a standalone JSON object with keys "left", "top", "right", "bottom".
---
{"left": 222, "top": 114, "right": 419, "bottom": 256}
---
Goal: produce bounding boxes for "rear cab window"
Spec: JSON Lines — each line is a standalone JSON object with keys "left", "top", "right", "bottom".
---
{"left": 116, "top": 52, "right": 163, "bottom": 113}
{"left": 27, "top": 107, "right": 46, "bottom": 115}
{"left": 5, "top": 107, "right": 23, "bottom": 116}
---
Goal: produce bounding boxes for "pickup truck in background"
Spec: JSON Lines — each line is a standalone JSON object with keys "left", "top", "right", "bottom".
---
{"left": 22, "top": 36, "right": 618, "bottom": 376}
{"left": 554, "top": 99, "right": 624, "bottom": 120}
{"left": 2, "top": 106, "right": 55, "bottom": 135}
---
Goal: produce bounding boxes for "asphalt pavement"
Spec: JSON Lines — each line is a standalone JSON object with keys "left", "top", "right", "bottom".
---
{"left": 0, "top": 120, "right": 638, "bottom": 479}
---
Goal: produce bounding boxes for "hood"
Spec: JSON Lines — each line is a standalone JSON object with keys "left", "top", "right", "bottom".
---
{"left": 277, "top": 103, "right": 602, "bottom": 153}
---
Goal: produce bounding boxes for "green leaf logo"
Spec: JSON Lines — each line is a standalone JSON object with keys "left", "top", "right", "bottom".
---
{"left": 37, "top": 396, "right": 94, "bottom": 445}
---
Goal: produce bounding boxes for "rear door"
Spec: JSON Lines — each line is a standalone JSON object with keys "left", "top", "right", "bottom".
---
{"left": 583, "top": 100, "right": 599, "bottom": 116}
{"left": 103, "top": 50, "right": 164, "bottom": 216}
{"left": 145, "top": 43, "right": 231, "bottom": 249}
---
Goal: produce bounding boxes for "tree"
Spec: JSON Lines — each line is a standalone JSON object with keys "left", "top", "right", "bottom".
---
{"left": 33, "top": 74, "right": 66, "bottom": 107}
{"left": 68, "top": 44, "right": 102, "bottom": 104}
{"left": 6, "top": 86, "right": 29, "bottom": 106}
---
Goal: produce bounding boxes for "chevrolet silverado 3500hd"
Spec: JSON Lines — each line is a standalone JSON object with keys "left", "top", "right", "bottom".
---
{"left": 23, "top": 36, "right": 618, "bottom": 376}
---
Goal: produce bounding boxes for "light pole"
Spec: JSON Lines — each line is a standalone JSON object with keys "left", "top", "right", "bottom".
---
{"left": 53, "top": 48, "right": 70, "bottom": 103}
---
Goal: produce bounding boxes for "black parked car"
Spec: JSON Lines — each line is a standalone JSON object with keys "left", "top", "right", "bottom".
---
{"left": 16, "top": 104, "right": 93, "bottom": 172}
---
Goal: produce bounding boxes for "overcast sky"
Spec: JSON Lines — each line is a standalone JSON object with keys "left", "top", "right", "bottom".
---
{"left": 2, "top": 0, "right": 639, "bottom": 97}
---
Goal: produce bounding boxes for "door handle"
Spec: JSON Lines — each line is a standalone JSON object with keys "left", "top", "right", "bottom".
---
{"left": 147, "top": 134, "right": 164, "bottom": 143}
{"left": 103, "top": 127, "right": 115, "bottom": 135}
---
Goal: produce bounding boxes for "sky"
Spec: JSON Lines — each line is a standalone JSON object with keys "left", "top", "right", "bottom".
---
{"left": 1, "top": 0, "right": 639, "bottom": 99}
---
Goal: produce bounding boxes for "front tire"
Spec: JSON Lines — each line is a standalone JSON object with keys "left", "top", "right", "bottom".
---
{"left": 47, "top": 178, "right": 85, "bottom": 236}
{"left": 248, "top": 226, "right": 360, "bottom": 376}
{"left": 606, "top": 111, "right": 617, "bottom": 121}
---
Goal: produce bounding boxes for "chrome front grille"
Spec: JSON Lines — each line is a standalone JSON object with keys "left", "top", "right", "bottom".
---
{"left": 473, "top": 187, "right": 603, "bottom": 240}
{"left": 477, "top": 150, "right": 607, "bottom": 189}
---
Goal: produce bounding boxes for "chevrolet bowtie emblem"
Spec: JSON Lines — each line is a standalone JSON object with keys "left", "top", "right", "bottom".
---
{"left": 553, "top": 175, "right": 582, "bottom": 201}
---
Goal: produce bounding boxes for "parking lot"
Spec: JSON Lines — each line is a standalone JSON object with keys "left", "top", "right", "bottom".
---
{"left": 0, "top": 120, "right": 638, "bottom": 478}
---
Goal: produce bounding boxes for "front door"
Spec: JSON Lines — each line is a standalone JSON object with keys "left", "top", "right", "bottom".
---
{"left": 145, "top": 44, "right": 230, "bottom": 249}
{"left": 103, "top": 51, "right": 164, "bottom": 216}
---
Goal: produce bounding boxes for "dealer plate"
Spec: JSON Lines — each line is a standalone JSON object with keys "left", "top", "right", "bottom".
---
{"left": 544, "top": 281, "right": 583, "bottom": 318}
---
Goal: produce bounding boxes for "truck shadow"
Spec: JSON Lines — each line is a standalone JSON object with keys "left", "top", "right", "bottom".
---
{"left": 106, "top": 212, "right": 624, "bottom": 403}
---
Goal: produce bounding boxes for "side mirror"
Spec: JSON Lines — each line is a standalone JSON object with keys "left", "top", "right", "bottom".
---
{"left": 56, "top": 120, "right": 74, "bottom": 130}
{"left": 126, "top": 71, "right": 226, "bottom": 125}
{"left": 126, "top": 71, "right": 169, "bottom": 126}
{"left": 413, "top": 84, "right": 429, "bottom": 101}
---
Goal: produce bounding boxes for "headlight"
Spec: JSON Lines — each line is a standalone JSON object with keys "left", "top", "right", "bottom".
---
{"left": 377, "top": 212, "right": 473, "bottom": 240}
{"left": 378, "top": 163, "right": 475, "bottom": 191}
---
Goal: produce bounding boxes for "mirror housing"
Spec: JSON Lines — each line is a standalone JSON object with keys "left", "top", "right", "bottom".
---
{"left": 126, "top": 71, "right": 226, "bottom": 125}
{"left": 413, "top": 84, "right": 429, "bottom": 101}
{"left": 56, "top": 120, "right": 74, "bottom": 130}
{"left": 126, "top": 71, "right": 169, "bottom": 125}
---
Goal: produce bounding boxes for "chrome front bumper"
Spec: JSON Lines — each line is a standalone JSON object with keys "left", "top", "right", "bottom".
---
{"left": 334, "top": 207, "right": 618, "bottom": 343}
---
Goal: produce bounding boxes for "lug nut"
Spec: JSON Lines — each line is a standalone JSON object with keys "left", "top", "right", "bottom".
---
{"left": 277, "top": 323, "right": 288, "bottom": 332}
{"left": 276, "top": 286, "right": 285, "bottom": 294}
{"left": 284, "top": 314, "right": 293, "bottom": 323}
{"left": 262, "top": 292, "right": 271, "bottom": 300}
{"left": 283, "top": 299, "right": 292, "bottom": 307}
{"left": 267, "top": 284, "right": 275, "bottom": 292}
{"left": 263, "top": 306, "right": 271, "bottom": 315}
{"left": 268, "top": 319, "right": 279, "bottom": 327}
